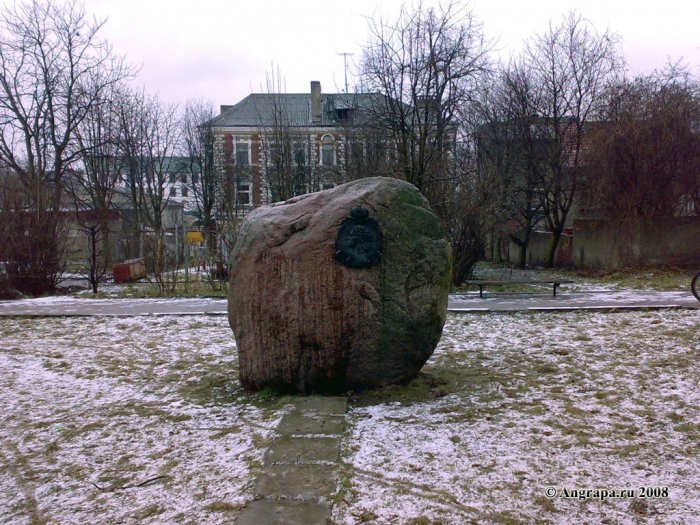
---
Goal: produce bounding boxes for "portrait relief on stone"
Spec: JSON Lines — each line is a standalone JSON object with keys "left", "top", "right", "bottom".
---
{"left": 334, "top": 206, "right": 383, "bottom": 268}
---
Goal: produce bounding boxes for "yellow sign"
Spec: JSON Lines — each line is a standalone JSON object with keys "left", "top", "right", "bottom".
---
{"left": 186, "top": 231, "right": 203, "bottom": 243}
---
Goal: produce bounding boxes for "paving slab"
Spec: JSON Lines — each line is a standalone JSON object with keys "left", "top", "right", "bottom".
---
{"left": 277, "top": 413, "right": 345, "bottom": 435}
{"left": 255, "top": 464, "right": 337, "bottom": 500}
{"left": 286, "top": 396, "right": 348, "bottom": 415}
{"left": 264, "top": 436, "right": 341, "bottom": 465}
{"left": 234, "top": 500, "right": 331, "bottom": 525}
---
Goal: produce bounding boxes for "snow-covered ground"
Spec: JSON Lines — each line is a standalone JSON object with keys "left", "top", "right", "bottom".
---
{"left": 2, "top": 310, "right": 699, "bottom": 524}
{"left": 0, "top": 316, "right": 283, "bottom": 525}
{"left": 334, "top": 310, "right": 700, "bottom": 525}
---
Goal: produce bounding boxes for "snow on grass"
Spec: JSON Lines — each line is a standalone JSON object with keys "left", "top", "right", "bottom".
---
{"left": 2, "top": 310, "right": 699, "bottom": 525}
{"left": 334, "top": 310, "right": 700, "bottom": 525}
{"left": 0, "top": 316, "right": 282, "bottom": 525}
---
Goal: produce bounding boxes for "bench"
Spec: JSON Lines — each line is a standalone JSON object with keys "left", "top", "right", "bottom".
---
{"left": 464, "top": 279, "right": 574, "bottom": 298}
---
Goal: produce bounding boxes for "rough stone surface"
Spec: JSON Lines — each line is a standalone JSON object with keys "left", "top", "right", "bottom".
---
{"left": 255, "top": 464, "right": 337, "bottom": 500}
{"left": 228, "top": 177, "right": 451, "bottom": 393}
{"left": 235, "top": 500, "right": 331, "bottom": 525}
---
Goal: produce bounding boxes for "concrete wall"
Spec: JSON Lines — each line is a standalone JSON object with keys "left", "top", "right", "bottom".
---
{"left": 573, "top": 217, "right": 700, "bottom": 269}
{"left": 508, "top": 231, "right": 573, "bottom": 267}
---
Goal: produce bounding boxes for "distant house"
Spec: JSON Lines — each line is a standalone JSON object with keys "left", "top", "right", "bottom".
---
{"left": 63, "top": 184, "right": 186, "bottom": 265}
{"left": 208, "top": 81, "right": 394, "bottom": 214}
{"left": 159, "top": 157, "right": 199, "bottom": 212}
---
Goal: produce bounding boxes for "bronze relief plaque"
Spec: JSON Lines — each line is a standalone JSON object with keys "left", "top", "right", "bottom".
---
{"left": 334, "top": 206, "right": 383, "bottom": 268}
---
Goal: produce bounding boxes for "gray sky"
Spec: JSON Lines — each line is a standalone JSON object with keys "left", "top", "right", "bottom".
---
{"left": 79, "top": 0, "right": 700, "bottom": 110}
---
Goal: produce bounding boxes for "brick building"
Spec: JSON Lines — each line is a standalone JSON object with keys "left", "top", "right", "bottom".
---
{"left": 208, "top": 81, "right": 391, "bottom": 215}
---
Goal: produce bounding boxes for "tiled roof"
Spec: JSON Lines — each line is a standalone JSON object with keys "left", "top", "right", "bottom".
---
{"left": 210, "top": 92, "right": 388, "bottom": 128}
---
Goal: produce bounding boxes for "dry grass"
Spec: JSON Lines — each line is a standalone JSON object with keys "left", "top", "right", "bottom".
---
{"left": 335, "top": 310, "right": 700, "bottom": 524}
{"left": 0, "top": 316, "right": 283, "bottom": 525}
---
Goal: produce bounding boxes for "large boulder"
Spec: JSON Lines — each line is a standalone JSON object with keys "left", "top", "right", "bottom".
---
{"left": 228, "top": 177, "right": 451, "bottom": 394}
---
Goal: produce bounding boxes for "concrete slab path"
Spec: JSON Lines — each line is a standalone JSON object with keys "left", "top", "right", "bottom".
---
{"left": 234, "top": 396, "right": 347, "bottom": 525}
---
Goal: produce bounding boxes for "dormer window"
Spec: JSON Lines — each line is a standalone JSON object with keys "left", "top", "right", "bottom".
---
{"left": 336, "top": 107, "right": 351, "bottom": 121}
{"left": 334, "top": 98, "right": 353, "bottom": 122}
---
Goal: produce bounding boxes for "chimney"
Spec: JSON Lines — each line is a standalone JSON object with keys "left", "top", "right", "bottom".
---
{"left": 311, "top": 81, "right": 322, "bottom": 123}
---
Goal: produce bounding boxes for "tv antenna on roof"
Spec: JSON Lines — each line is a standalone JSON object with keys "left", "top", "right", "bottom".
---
{"left": 336, "top": 52, "right": 354, "bottom": 93}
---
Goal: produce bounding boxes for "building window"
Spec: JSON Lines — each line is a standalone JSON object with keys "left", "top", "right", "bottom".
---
{"left": 181, "top": 186, "right": 189, "bottom": 197}
{"left": 180, "top": 174, "right": 187, "bottom": 184}
{"left": 321, "top": 134, "right": 335, "bottom": 166}
{"left": 321, "top": 144, "right": 334, "bottom": 166}
{"left": 268, "top": 143, "right": 282, "bottom": 166}
{"left": 236, "top": 142, "right": 249, "bottom": 166}
{"left": 169, "top": 186, "right": 177, "bottom": 197}
{"left": 237, "top": 183, "right": 250, "bottom": 205}
{"left": 169, "top": 173, "right": 177, "bottom": 183}
{"left": 294, "top": 143, "right": 307, "bottom": 167}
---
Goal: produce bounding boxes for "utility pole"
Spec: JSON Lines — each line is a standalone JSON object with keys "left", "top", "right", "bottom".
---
{"left": 336, "top": 52, "right": 354, "bottom": 93}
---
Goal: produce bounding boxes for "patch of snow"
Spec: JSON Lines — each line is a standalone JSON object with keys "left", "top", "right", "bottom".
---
{"left": 0, "top": 316, "right": 280, "bottom": 525}
{"left": 334, "top": 310, "right": 700, "bottom": 524}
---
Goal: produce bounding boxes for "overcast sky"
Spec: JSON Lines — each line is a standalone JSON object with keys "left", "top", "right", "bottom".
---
{"left": 77, "top": 0, "right": 700, "bottom": 111}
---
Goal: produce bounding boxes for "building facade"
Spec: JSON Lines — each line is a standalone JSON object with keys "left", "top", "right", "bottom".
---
{"left": 209, "top": 81, "right": 391, "bottom": 215}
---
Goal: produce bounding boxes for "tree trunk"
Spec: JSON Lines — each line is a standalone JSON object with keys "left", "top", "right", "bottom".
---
{"left": 544, "top": 227, "right": 563, "bottom": 268}
{"left": 509, "top": 234, "right": 529, "bottom": 268}
{"left": 493, "top": 232, "right": 502, "bottom": 264}
{"left": 518, "top": 243, "right": 527, "bottom": 268}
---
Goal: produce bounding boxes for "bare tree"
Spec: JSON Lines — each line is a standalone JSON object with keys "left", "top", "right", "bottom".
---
{"left": 255, "top": 66, "right": 315, "bottom": 203}
{"left": 336, "top": 99, "right": 395, "bottom": 183}
{"left": 118, "top": 88, "right": 181, "bottom": 289}
{"left": 359, "top": 0, "right": 492, "bottom": 193}
{"left": 525, "top": 12, "right": 623, "bottom": 266}
{"left": 474, "top": 62, "right": 550, "bottom": 267}
{"left": 119, "top": 88, "right": 180, "bottom": 231}
{"left": 68, "top": 82, "right": 131, "bottom": 293}
{"left": 0, "top": 167, "right": 70, "bottom": 295}
{"left": 182, "top": 98, "right": 217, "bottom": 253}
{"left": 0, "top": 0, "right": 133, "bottom": 295}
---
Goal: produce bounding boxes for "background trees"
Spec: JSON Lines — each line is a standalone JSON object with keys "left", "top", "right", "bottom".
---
{"left": 359, "top": 0, "right": 491, "bottom": 194}
{"left": 255, "top": 67, "right": 316, "bottom": 203}
{"left": 181, "top": 98, "right": 218, "bottom": 254}
{"left": 1, "top": 0, "right": 698, "bottom": 294}
{"left": 523, "top": 13, "right": 622, "bottom": 266}
{"left": 471, "top": 13, "right": 623, "bottom": 268}
{"left": 117, "top": 88, "right": 182, "bottom": 288}
{"left": 588, "top": 65, "right": 700, "bottom": 220}
{"left": 119, "top": 89, "right": 180, "bottom": 232}
{"left": 0, "top": 0, "right": 132, "bottom": 295}
{"left": 359, "top": 1, "right": 492, "bottom": 281}
{"left": 474, "top": 62, "right": 548, "bottom": 268}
